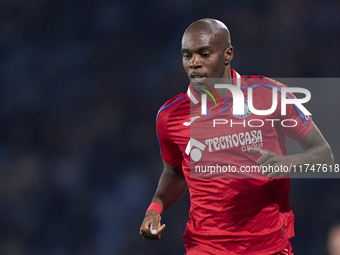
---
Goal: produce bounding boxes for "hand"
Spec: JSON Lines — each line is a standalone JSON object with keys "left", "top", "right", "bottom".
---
{"left": 248, "top": 148, "right": 292, "bottom": 178}
{"left": 139, "top": 210, "right": 166, "bottom": 241}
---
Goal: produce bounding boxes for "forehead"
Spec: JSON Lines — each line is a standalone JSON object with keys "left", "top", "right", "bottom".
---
{"left": 181, "top": 30, "right": 220, "bottom": 51}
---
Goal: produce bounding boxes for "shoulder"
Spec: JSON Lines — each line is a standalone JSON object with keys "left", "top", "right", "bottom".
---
{"left": 240, "top": 75, "right": 290, "bottom": 109}
{"left": 156, "top": 92, "right": 188, "bottom": 141}
{"left": 241, "top": 75, "right": 288, "bottom": 90}
{"left": 157, "top": 92, "right": 188, "bottom": 117}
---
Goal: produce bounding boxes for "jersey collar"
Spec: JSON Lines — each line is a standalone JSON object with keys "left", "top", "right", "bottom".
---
{"left": 187, "top": 69, "right": 241, "bottom": 104}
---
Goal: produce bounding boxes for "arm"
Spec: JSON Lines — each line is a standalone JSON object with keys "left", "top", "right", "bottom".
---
{"left": 248, "top": 125, "right": 334, "bottom": 178}
{"left": 139, "top": 160, "right": 187, "bottom": 240}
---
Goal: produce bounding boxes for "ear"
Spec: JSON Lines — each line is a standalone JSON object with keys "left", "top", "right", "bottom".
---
{"left": 224, "top": 47, "right": 233, "bottom": 65}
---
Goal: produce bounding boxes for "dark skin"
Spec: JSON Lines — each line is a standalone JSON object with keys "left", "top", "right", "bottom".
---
{"left": 181, "top": 19, "right": 233, "bottom": 97}
{"left": 140, "top": 18, "right": 334, "bottom": 240}
{"left": 140, "top": 162, "right": 186, "bottom": 240}
{"left": 249, "top": 125, "right": 334, "bottom": 178}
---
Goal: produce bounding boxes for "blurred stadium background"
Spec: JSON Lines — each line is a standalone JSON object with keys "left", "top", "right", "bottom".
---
{"left": 0, "top": 0, "right": 339, "bottom": 254}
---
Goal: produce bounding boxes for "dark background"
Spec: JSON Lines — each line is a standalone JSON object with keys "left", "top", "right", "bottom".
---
{"left": 0, "top": 0, "right": 339, "bottom": 254}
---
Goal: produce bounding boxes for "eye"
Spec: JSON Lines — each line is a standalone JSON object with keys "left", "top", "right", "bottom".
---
{"left": 201, "top": 52, "right": 210, "bottom": 58}
{"left": 183, "top": 54, "right": 191, "bottom": 60}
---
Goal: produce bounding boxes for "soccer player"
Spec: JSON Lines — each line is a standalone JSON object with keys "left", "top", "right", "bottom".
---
{"left": 139, "top": 18, "right": 334, "bottom": 254}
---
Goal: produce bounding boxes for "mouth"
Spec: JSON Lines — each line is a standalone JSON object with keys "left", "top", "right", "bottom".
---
{"left": 190, "top": 73, "right": 206, "bottom": 83}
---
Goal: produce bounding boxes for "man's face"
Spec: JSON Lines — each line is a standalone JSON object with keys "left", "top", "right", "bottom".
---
{"left": 181, "top": 30, "right": 231, "bottom": 88}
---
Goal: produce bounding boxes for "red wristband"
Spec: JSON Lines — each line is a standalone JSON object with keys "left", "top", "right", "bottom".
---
{"left": 146, "top": 202, "right": 162, "bottom": 215}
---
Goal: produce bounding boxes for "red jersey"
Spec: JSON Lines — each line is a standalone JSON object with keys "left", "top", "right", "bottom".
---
{"left": 156, "top": 69, "right": 314, "bottom": 254}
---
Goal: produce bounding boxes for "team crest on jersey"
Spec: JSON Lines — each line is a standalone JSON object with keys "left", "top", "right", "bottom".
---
{"left": 232, "top": 100, "right": 251, "bottom": 119}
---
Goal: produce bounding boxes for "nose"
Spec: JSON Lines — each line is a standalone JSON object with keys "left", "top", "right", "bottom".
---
{"left": 189, "top": 54, "right": 201, "bottom": 69}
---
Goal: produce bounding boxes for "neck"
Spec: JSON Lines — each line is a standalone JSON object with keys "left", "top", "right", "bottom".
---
{"left": 197, "top": 67, "right": 233, "bottom": 98}
{"left": 217, "top": 65, "right": 232, "bottom": 97}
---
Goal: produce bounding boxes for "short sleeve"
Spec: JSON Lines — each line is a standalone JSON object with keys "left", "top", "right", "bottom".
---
{"left": 156, "top": 110, "right": 183, "bottom": 166}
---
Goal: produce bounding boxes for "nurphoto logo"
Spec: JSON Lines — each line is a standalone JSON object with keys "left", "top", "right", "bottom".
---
{"left": 201, "top": 84, "right": 311, "bottom": 117}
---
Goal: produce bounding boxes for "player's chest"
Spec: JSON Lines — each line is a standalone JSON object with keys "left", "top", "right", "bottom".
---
{"left": 169, "top": 98, "right": 279, "bottom": 159}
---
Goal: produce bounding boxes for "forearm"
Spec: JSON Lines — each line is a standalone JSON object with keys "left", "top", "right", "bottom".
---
{"left": 251, "top": 126, "right": 335, "bottom": 178}
{"left": 152, "top": 167, "right": 187, "bottom": 212}
{"left": 288, "top": 142, "right": 334, "bottom": 171}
